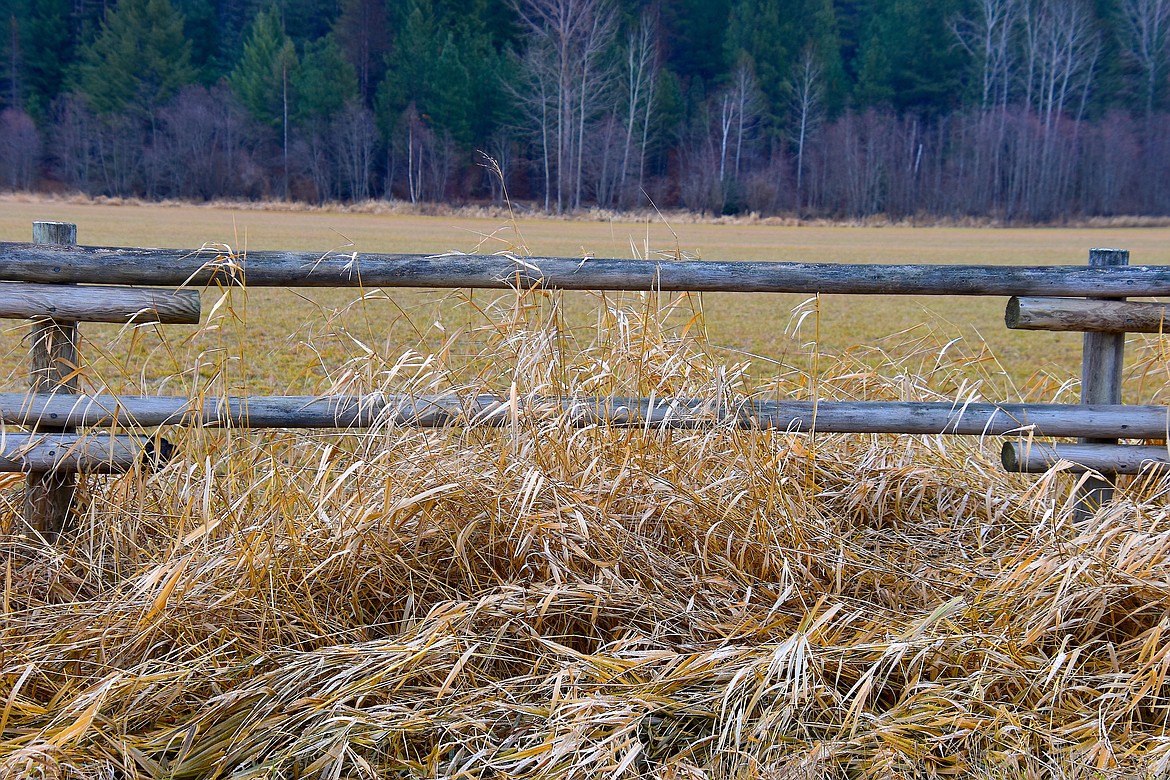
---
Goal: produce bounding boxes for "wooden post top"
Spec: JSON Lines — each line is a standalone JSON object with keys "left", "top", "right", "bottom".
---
{"left": 31, "top": 222, "right": 77, "bottom": 245}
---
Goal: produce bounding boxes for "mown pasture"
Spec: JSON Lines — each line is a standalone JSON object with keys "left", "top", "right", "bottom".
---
{"left": 2, "top": 199, "right": 1170, "bottom": 778}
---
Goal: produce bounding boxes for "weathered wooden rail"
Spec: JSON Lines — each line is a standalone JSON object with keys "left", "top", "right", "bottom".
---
{"left": 1, "top": 223, "right": 1167, "bottom": 541}
{"left": 5, "top": 242, "right": 1170, "bottom": 294}
{"left": 5, "top": 393, "right": 1167, "bottom": 436}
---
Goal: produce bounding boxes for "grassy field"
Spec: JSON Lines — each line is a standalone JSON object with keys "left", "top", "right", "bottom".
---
{"left": 3, "top": 196, "right": 1170, "bottom": 398}
{"left": 2, "top": 198, "right": 1170, "bottom": 778}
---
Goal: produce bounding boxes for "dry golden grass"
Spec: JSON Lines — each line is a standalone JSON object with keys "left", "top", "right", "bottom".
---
{"left": 2, "top": 197, "right": 1170, "bottom": 777}
{"left": 1, "top": 256, "right": 1170, "bottom": 777}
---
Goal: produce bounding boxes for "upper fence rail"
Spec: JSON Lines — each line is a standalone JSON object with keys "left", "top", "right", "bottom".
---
{"left": 2, "top": 242, "right": 1170, "bottom": 296}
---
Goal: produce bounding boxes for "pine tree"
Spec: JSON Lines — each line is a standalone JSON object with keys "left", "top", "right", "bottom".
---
{"left": 73, "top": 0, "right": 196, "bottom": 117}
{"left": 230, "top": 3, "right": 297, "bottom": 196}
{"left": 797, "top": 0, "right": 847, "bottom": 114}
{"left": 230, "top": 4, "right": 297, "bottom": 127}
{"left": 379, "top": 0, "right": 438, "bottom": 116}
{"left": 171, "top": 0, "right": 221, "bottom": 83}
{"left": 662, "top": 0, "right": 732, "bottom": 82}
{"left": 724, "top": 0, "right": 787, "bottom": 124}
{"left": 2, "top": 7, "right": 18, "bottom": 110}
{"left": 854, "top": 0, "right": 969, "bottom": 114}
{"left": 294, "top": 35, "right": 358, "bottom": 123}
{"left": 378, "top": 0, "right": 500, "bottom": 147}
{"left": 332, "top": 0, "right": 388, "bottom": 104}
{"left": 724, "top": 0, "right": 845, "bottom": 131}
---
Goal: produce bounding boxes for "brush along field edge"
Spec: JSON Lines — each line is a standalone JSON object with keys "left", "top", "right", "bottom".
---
{"left": 4, "top": 242, "right": 1170, "bottom": 294}
{"left": 4, "top": 392, "right": 1169, "bottom": 438}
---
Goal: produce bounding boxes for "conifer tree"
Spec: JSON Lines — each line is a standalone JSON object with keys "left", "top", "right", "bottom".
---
{"left": 230, "top": 4, "right": 297, "bottom": 195}
{"left": 332, "top": 0, "right": 388, "bottom": 104}
{"left": 854, "top": 0, "right": 968, "bottom": 113}
{"left": 73, "top": 0, "right": 196, "bottom": 117}
{"left": 379, "top": 0, "right": 502, "bottom": 147}
{"left": 230, "top": 4, "right": 297, "bottom": 127}
{"left": 293, "top": 35, "right": 358, "bottom": 124}
{"left": 724, "top": 0, "right": 845, "bottom": 131}
{"left": 725, "top": 0, "right": 787, "bottom": 123}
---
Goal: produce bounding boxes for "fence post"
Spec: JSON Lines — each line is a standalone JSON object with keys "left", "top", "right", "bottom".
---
{"left": 1075, "top": 248, "right": 1128, "bottom": 520}
{"left": 21, "top": 221, "right": 79, "bottom": 542}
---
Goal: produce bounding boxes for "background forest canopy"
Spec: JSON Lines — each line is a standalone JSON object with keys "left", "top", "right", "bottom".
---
{"left": 2, "top": 0, "right": 1170, "bottom": 221}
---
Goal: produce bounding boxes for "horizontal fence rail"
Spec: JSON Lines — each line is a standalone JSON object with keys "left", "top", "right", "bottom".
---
{"left": 4, "top": 242, "right": 1170, "bottom": 295}
{"left": 0, "top": 432, "right": 147, "bottom": 473}
{"left": 1007, "top": 296, "right": 1170, "bottom": 333}
{"left": 4, "top": 392, "right": 1169, "bottom": 439}
{"left": 0, "top": 281, "right": 201, "bottom": 323}
{"left": 1002, "top": 441, "right": 1170, "bottom": 474}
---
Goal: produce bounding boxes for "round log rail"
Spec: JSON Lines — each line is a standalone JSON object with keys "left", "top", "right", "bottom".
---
{"left": 0, "top": 282, "right": 201, "bottom": 324}
{"left": 3, "top": 392, "right": 1169, "bottom": 438}
{"left": 1002, "top": 441, "right": 1170, "bottom": 474}
{"left": 3, "top": 243, "right": 1170, "bottom": 295}
{"left": 1007, "top": 296, "right": 1170, "bottom": 333}
{"left": 0, "top": 432, "right": 146, "bottom": 473}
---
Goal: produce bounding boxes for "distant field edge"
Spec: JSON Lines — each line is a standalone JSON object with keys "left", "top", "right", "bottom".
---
{"left": 4, "top": 192, "right": 1170, "bottom": 229}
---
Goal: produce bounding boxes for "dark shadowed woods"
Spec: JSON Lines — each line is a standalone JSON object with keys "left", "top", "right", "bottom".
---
{"left": 3, "top": 0, "right": 1170, "bottom": 221}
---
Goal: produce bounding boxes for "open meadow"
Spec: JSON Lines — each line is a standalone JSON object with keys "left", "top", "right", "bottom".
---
{"left": 4, "top": 197, "right": 1170, "bottom": 396}
{"left": 2, "top": 198, "right": 1170, "bottom": 778}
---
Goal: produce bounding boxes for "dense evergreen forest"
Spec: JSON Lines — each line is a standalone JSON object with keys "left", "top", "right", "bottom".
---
{"left": 2, "top": 0, "right": 1169, "bottom": 220}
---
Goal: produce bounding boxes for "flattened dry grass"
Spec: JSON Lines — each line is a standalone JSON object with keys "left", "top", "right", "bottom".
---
{"left": 2, "top": 278, "right": 1170, "bottom": 778}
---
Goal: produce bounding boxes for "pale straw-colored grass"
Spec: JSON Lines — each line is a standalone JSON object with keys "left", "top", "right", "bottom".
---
{"left": 1, "top": 274, "right": 1168, "bottom": 779}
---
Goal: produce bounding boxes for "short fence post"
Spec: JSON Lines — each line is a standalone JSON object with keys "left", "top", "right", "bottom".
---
{"left": 21, "top": 221, "right": 80, "bottom": 542}
{"left": 1075, "top": 248, "right": 1128, "bottom": 519}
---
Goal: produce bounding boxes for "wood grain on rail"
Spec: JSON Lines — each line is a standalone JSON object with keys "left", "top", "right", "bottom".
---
{"left": 0, "top": 282, "right": 200, "bottom": 323}
{"left": 4, "top": 243, "right": 1170, "bottom": 295}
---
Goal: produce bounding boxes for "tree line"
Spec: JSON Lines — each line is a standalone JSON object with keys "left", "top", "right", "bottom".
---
{"left": 2, "top": 0, "right": 1170, "bottom": 221}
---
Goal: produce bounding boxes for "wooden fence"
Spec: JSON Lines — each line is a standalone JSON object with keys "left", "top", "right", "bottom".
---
{"left": 2, "top": 221, "right": 1168, "bottom": 542}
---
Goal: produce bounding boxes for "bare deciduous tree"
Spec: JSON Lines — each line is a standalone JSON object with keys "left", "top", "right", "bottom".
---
{"left": 401, "top": 103, "right": 429, "bottom": 204}
{"left": 1020, "top": 0, "right": 1099, "bottom": 128}
{"left": 334, "top": 101, "right": 377, "bottom": 201}
{"left": 293, "top": 125, "right": 336, "bottom": 203}
{"left": 1011, "top": 0, "right": 1100, "bottom": 218}
{"left": 50, "top": 94, "right": 95, "bottom": 193}
{"left": 789, "top": 47, "right": 823, "bottom": 214}
{"left": 154, "top": 85, "right": 251, "bottom": 200}
{"left": 617, "top": 9, "right": 658, "bottom": 207}
{"left": 0, "top": 107, "right": 39, "bottom": 189}
{"left": 513, "top": 0, "right": 616, "bottom": 212}
{"left": 730, "top": 62, "right": 758, "bottom": 180}
{"left": 508, "top": 37, "right": 557, "bottom": 210}
{"left": 954, "top": 0, "right": 1018, "bottom": 113}
{"left": 1118, "top": 0, "right": 1170, "bottom": 116}
{"left": 391, "top": 103, "right": 454, "bottom": 204}
{"left": 715, "top": 62, "right": 759, "bottom": 184}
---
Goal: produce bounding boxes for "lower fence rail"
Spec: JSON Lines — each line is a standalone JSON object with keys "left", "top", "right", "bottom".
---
{"left": 2, "top": 392, "right": 1169, "bottom": 436}
{"left": 1, "top": 392, "right": 1166, "bottom": 475}
{"left": 0, "top": 432, "right": 147, "bottom": 473}
{"left": 1001, "top": 441, "right": 1170, "bottom": 474}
